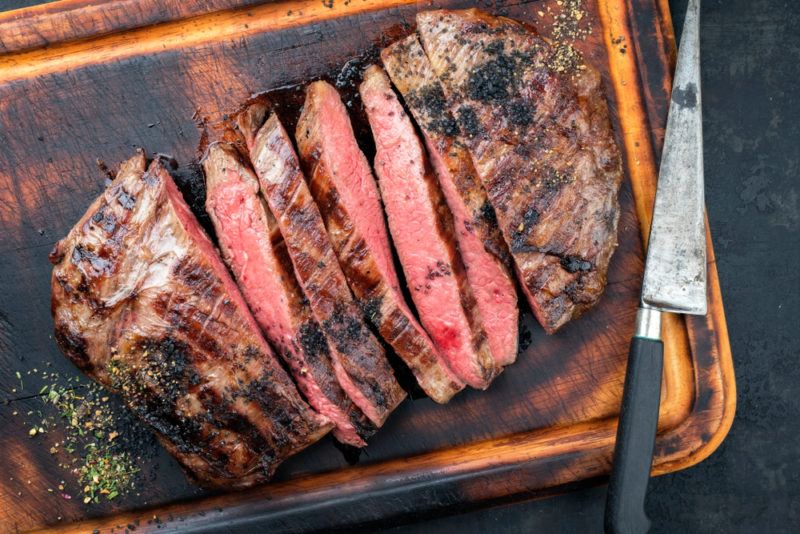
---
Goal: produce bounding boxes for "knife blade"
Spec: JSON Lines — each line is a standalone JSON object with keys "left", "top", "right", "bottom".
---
{"left": 605, "top": 0, "right": 707, "bottom": 532}
{"left": 642, "top": 0, "right": 707, "bottom": 316}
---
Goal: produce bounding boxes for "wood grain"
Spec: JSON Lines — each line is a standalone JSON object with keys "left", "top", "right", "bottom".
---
{"left": 0, "top": 0, "right": 735, "bottom": 531}
{"left": 0, "top": 0, "right": 271, "bottom": 54}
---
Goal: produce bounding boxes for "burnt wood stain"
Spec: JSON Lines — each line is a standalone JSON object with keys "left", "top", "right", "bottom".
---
{"left": 0, "top": 0, "right": 733, "bottom": 531}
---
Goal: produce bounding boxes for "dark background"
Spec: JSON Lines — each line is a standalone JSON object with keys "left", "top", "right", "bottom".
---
{"left": 386, "top": 0, "right": 800, "bottom": 532}
{"left": 1, "top": 0, "right": 797, "bottom": 532}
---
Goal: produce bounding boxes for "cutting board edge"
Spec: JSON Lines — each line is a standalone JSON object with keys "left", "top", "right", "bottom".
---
{"left": 0, "top": 0, "right": 272, "bottom": 55}
{"left": 1, "top": 0, "right": 735, "bottom": 531}
{"left": 648, "top": 0, "right": 735, "bottom": 474}
{"left": 599, "top": 0, "right": 735, "bottom": 475}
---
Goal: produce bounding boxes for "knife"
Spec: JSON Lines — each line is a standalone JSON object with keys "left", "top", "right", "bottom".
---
{"left": 604, "top": 0, "right": 707, "bottom": 532}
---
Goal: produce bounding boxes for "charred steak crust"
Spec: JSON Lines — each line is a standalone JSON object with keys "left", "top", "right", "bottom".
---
{"left": 382, "top": 35, "right": 520, "bottom": 367}
{"left": 360, "top": 65, "right": 498, "bottom": 389}
{"left": 295, "top": 81, "right": 464, "bottom": 403}
{"left": 202, "top": 142, "right": 375, "bottom": 446}
{"left": 50, "top": 152, "right": 332, "bottom": 488}
{"left": 416, "top": 9, "right": 623, "bottom": 333}
{"left": 245, "top": 113, "right": 406, "bottom": 427}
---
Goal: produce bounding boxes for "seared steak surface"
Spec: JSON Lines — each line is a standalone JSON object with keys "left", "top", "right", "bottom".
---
{"left": 382, "top": 36, "right": 519, "bottom": 366}
{"left": 296, "top": 81, "right": 464, "bottom": 403}
{"left": 247, "top": 112, "right": 407, "bottom": 426}
{"left": 203, "top": 142, "right": 374, "bottom": 446}
{"left": 361, "top": 65, "right": 498, "bottom": 389}
{"left": 50, "top": 153, "right": 332, "bottom": 488}
{"left": 416, "top": 9, "right": 623, "bottom": 333}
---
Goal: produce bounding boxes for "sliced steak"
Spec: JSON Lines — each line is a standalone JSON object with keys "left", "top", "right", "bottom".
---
{"left": 50, "top": 152, "right": 332, "bottom": 488}
{"left": 382, "top": 36, "right": 519, "bottom": 366}
{"left": 360, "top": 65, "right": 498, "bottom": 389}
{"left": 246, "top": 112, "right": 406, "bottom": 426}
{"left": 295, "top": 81, "right": 464, "bottom": 403}
{"left": 203, "top": 142, "right": 374, "bottom": 446}
{"left": 416, "top": 9, "right": 623, "bottom": 333}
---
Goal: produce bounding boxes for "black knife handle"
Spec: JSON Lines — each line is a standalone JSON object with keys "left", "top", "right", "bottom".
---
{"left": 605, "top": 336, "right": 664, "bottom": 534}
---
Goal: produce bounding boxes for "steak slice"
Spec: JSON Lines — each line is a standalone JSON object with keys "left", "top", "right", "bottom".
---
{"left": 382, "top": 36, "right": 519, "bottom": 366}
{"left": 360, "top": 65, "right": 498, "bottom": 389}
{"left": 203, "top": 142, "right": 374, "bottom": 446}
{"left": 246, "top": 112, "right": 406, "bottom": 427}
{"left": 416, "top": 9, "right": 623, "bottom": 333}
{"left": 295, "top": 81, "right": 464, "bottom": 403}
{"left": 49, "top": 152, "right": 331, "bottom": 488}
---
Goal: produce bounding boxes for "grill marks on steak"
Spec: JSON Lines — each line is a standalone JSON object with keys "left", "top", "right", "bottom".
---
{"left": 360, "top": 65, "right": 498, "bottom": 389}
{"left": 297, "top": 82, "right": 398, "bottom": 291}
{"left": 295, "top": 81, "right": 464, "bottom": 403}
{"left": 416, "top": 9, "right": 623, "bottom": 333}
{"left": 49, "top": 152, "right": 332, "bottom": 488}
{"left": 202, "top": 142, "right": 374, "bottom": 446}
{"left": 382, "top": 36, "right": 519, "bottom": 367}
{"left": 246, "top": 112, "right": 406, "bottom": 426}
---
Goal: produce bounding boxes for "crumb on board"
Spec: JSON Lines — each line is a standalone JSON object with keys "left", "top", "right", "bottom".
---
{"left": 532, "top": 0, "right": 593, "bottom": 74}
{"left": 539, "top": 0, "right": 593, "bottom": 42}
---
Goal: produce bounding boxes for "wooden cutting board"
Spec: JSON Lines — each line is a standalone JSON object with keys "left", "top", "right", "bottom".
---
{"left": 0, "top": 0, "right": 735, "bottom": 531}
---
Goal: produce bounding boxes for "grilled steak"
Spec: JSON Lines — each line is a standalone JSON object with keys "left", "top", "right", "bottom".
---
{"left": 246, "top": 112, "right": 406, "bottom": 426}
{"left": 295, "top": 81, "right": 464, "bottom": 403}
{"left": 49, "top": 152, "right": 332, "bottom": 488}
{"left": 416, "top": 9, "right": 623, "bottom": 333}
{"left": 360, "top": 65, "right": 498, "bottom": 389}
{"left": 382, "top": 36, "right": 519, "bottom": 366}
{"left": 203, "top": 142, "right": 374, "bottom": 446}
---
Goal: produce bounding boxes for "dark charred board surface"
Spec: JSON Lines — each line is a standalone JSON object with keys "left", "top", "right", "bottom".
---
{"left": 0, "top": 0, "right": 734, "bottom": 532}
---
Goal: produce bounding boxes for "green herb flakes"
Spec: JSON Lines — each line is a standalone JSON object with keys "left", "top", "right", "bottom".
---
{"left": 13, "top": 368, "right": 143, "bottom": 504}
